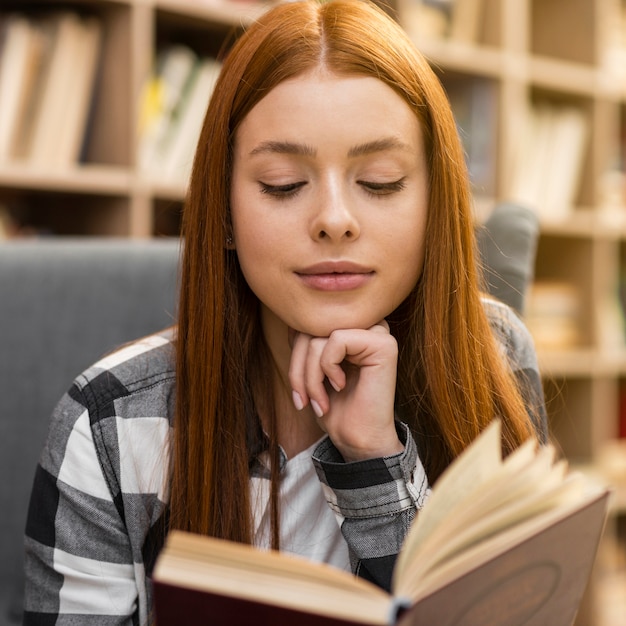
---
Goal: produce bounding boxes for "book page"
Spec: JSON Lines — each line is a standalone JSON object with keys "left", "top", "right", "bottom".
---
{"left": 419, "top": 444, "right": 559, "bottom": 550}
{"left": 399, "top": 484, "right": 606, "bottom": 604}
{"left": 394, "top": 420, "right": 505, "bottom": 582}
{"left": 395, "top": 468, "right": 585, "bottom": 596}
{"left": 408, "top": 421, "right": 502, "bottom": 539}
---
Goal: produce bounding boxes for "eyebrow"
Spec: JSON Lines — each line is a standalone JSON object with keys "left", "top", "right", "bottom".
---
{"left": 347, "top": 137, "right": 413, "bottom": 158}
{"left": 249, "top": 141, "right": 316, "bottom": 157}
{"left": 248, "top": 136, "right": 412, "bottom": 158}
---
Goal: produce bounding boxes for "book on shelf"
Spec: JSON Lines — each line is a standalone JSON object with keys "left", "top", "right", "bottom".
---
{"left": 138, "top": 46, "right": 222, "bottom": 184}
{"left": 444, "top": 75, "right": 497, "bottom": 196}
{"left": 401, "top": 0, "right": 485, "bottom": 43}
{"left": 28, "top": 12, "right": 102, "bottom": 168}
{"left": 157, "top": 57, "right": 222, "bottom": 183}
{"left": 0, "top": 204, "right": 16, "bottom": 239}
{"left": 615, "top": 265, "right": 626, "bottom": 350}
{"left": 400, "top": 0, "right": 450, "bottom": 41}
{"left": 0, "top": 11, "right": 102, "bottom": 168}
{"left": 53, "top": 16, "right": 102, "bottom": 166}
{"left": 0, "top": 15, "right": 45, "bottom": 162}
{"left": 508, "top": 102, "right": 589, "bottom": 221}
{"left": 138, "top": 45, "right": 198, "bottom": 175}
{"left": 525, "top": 280, "right": 583, "bottom": 351}
{"left": 448, "top": 0, "right": 485, "bottom": 43}
{"left": 601, "top": 0, "right": 626, "bottom": 81}
{"left": 4, "top": 18, "right": 53, "bottom": 162}
{"left": 153, "top": 419, "right": 610, "bottom": 626}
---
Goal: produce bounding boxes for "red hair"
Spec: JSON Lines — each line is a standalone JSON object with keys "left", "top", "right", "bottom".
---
{"left": 170, "top": 0, "right": 536, "bottom": 544}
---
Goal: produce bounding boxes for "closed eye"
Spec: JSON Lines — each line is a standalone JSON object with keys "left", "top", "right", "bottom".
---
{"left": 358, "top": 177, "right": 407, "bottom": 196}
{"left": 259, "top": 181, "right": 307, "bottom": 198}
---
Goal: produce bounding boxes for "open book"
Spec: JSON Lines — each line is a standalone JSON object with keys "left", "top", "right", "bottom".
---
{"left": 152, "top": 420, "right": 610, "bottom": 626}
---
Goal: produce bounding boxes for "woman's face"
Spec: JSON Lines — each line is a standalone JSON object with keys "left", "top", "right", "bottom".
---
{"left": 230, "top": 70, "right": 429, "bottom": 340}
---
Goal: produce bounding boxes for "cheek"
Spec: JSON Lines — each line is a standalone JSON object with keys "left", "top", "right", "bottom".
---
{"left": 408, "top": 225, "right": 427, "bottom": 274}
{"left": 234, "top": 233, "right": 270, "bottom": 288}
{"left": 390, "top": 205, "right": 427, "bottom": 259}
{"left": 232, "top": 218, "right": 289, "bottom": 307}
{"left": 389, "top": 215, "right": 427, "bottom": 298}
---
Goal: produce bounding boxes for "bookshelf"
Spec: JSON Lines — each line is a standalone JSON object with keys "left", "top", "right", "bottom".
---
{"left": 1, "top": 0, "right": 625, "bottom": 623}
{"left": 0, "top": 0, "right": 264, "bottom": 237}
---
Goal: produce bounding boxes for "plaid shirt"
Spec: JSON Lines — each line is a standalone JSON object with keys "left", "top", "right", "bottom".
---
{"left": 23, "top": 298, "right": 546, "bottom": 625}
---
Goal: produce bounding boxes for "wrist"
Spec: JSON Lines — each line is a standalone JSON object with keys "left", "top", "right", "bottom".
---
{"left": 336, "top": 434, "right": 405, "bottom": 462}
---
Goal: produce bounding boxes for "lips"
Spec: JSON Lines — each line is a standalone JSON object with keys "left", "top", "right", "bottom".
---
{"left": 295, "top": 262, "right": 374, "bottom": 291}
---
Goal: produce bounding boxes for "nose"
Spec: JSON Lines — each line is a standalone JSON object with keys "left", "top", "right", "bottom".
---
{"left": 310, "top": 182, "right": 360, "bottom": 242}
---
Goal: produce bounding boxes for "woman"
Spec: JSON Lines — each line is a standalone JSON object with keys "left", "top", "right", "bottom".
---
{"left": 23, "top": 1, "right": 547, "bottom": 623}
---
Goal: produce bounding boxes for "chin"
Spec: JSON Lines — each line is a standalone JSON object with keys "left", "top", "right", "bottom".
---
{"left": 294, "top": 315, "right": 381, "bottom": 338}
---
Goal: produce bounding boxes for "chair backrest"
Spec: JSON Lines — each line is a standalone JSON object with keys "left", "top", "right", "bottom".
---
{"left": 0, "top": 238, "right": 180, "bottom": 626}
{"left": 476, "top": 202, "right": 539, "bottom": 317}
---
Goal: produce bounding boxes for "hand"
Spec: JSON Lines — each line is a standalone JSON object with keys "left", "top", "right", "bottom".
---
{"left": 288, "top": 320, "right": 404, "bottom": 462}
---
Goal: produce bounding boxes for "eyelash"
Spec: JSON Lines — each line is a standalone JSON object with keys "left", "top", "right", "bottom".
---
{"left": 259, "top": 181, "right": 306, "bottom": 198}
{"left": 258, "top": 177, "right": 407, "bottom": 199}
{"left": 358, "top": 177, "right": 407, "bottom": 197}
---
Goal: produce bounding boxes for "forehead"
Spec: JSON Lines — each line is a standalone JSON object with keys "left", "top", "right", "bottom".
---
{"left": 235, "top": 70, "right": 423, "bottom": 153}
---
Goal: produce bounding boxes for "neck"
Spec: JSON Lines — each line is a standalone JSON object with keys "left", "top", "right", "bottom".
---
{"left": 273, "top": 383, "right": 324, "bottom": 459}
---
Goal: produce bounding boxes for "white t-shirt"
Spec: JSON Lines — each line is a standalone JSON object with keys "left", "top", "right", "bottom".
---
{"left": 250, "top": 438, "right": 351, "bottom": 571}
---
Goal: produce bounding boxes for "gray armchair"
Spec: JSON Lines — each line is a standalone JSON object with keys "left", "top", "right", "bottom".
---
{"left": 0, "top": 239, "right": 180, "bottom": 625}
{"left": 476, "top": 202, "right": 540, "bottom": 317}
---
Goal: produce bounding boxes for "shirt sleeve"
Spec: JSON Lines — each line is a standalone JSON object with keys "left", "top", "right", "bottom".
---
{"left": 23, "top": 382, "right": 140, "bottom": 626}
{"left": 311, "top": 422, "right": 430, "bottom": 592}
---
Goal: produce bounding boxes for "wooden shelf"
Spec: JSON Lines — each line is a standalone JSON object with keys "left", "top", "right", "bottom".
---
{"left": 538, "top": 348, "right": 598, "bottom": 378}
{"left": 140, "top": 178, "right": 187, "bottom": 202}
{"left": 529, "top": 56, "right": 601, "bottom": 96}
{"left": 538, "top": 349, "right": 626, "bottom": 379}
{"left": 417, "top": 39, "right": 505, "bottom": 78}
{"left": 153, "top": 0, "right": 267, "bottom": 25}
{"left": 0, "top": 163, "right": 132, "bottom": 195}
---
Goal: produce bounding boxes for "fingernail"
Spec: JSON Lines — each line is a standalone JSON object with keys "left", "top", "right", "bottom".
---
{"left": 329, "top": 378, "right": 341, "bottom": 393}
{"left": 310, "top": 399, "right": 324, "bottom": 418}
{"left": 292, "top": 390, "right": 304, "bottom": 411}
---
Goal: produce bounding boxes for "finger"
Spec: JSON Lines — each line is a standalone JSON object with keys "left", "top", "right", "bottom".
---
{"left": 324, "top": 328, "right": 396, "bottom": 369}
{"left": 316, "top": 337, "right": 348, "bottom": 393}
{"left": 303, "top": 337, "right": 332, "bottom": 417}
{"left": 368, "top": 319, "right": 390, "bottom": 334}
{"left": 288, "top": 331, "right": 311, "bottom": 411}
{"left": 287, "top": 326, "right": 297, "bottom": 349}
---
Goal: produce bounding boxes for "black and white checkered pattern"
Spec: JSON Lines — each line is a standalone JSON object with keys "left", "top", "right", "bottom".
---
{"left": 23, "top": 299, "right": 546, "bottom": 624}
{"left": 25, "top": 332, "right": 174, "bottom": 625}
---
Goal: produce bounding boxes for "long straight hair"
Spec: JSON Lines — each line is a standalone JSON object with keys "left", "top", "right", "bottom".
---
{"left": 170, "top": 0, "right": 537, "bottom": 544}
